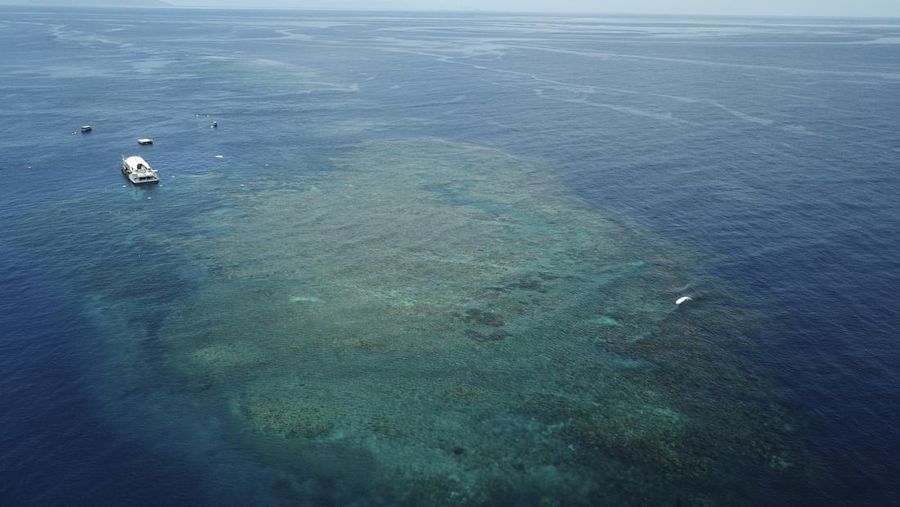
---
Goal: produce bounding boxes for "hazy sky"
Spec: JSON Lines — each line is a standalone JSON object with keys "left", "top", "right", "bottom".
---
{"left": 168, "top": 0, "right": 900, "bottom": 17}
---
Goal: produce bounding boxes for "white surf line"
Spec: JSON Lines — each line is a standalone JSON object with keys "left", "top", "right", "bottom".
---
{"left": 619, "top": 91, "right": 783, "bottom": 128}
{"left": 705, "top": 100, "right": 775, "bottom": 126}
{"left": 505, "top": 44, "right": 900, "bottom": 81}
{"left": 532, "top": 89, "right": 688, "bottom": 124}
{"left": 49, "top": 24, "right": 135, "bottom": 50}
{"left": 820, "top": 119, "right": 897, "bottom": 136}
{"left": 364, "top": 44, "right": 692, "bottom": 125}
{"left": 363, "top": 39, "right": 786, "bottom": 129}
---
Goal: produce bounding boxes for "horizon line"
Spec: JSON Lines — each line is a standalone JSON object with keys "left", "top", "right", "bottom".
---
{"left": 2, "top": 3, "right": 900, "bottom": 21}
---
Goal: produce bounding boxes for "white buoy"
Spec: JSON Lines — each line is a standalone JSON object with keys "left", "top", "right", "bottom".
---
{"left": 675, "top": 296, "right": 693, "bottom": 306}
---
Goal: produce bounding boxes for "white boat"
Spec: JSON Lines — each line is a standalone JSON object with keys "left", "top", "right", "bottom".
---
{"left": 121, "top": 155, "right": 159, "bottom": 185}
{"left": 81, "top": 125, "right": 92, "bottom": 133}
{"left": 137, "top": 138, "right": 153, "bottom": 145}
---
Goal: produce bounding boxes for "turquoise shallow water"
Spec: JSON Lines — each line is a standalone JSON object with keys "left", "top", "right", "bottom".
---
{"left": 2, "top": 8, "right": 900, "bottom": 505}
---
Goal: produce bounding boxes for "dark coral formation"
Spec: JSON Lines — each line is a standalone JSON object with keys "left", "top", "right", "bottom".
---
{"left": 465, "top": 328, "right": 510, "bottom": 342}
{"left": 462, "top": 308, "right": 506, "bottom": 327}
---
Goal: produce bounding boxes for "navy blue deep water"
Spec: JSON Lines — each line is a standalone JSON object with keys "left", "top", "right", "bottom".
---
{"left": 2, "top": 7, "right": 900, "bottom": 505}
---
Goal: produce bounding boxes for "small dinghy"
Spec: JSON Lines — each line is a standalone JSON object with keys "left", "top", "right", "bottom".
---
{"left": 675, "top": 296, "right": 693, "bottom": 306}
{"left": 81, "top": 125, "right": 92, "bottom": 133}
{"left": 137, "top": 138, "right": 154, "bottom": 145}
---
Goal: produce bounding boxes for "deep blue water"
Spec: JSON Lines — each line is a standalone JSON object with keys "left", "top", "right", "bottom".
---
{"left": 2, "top": 7, "right": 900, "bottom": 505}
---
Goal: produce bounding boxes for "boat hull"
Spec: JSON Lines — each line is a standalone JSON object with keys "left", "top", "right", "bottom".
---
{"left": 122, "top": 162, "right": 159, "bottom": 185}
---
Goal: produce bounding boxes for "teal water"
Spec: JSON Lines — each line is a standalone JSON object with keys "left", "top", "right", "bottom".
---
{"left": 2, "top": 8, "right": 900, "bottom": 505}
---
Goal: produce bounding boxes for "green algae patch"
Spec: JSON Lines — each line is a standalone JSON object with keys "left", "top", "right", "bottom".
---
{"left": 141, "top": 140, "right": 810, "bottom": 504}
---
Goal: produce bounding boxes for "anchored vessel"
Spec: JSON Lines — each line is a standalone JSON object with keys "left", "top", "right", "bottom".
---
{"left": 121, "top": 155, "right": 159, "bottom": 185}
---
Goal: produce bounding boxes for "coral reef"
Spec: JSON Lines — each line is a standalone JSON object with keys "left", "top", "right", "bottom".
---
{"left": 26, "top": 139, "right": 814, "bottom": 505}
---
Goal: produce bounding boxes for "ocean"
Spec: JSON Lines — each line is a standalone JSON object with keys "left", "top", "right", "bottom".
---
{"left": 1, "top": 7, "right": 899, "bottom": 505}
